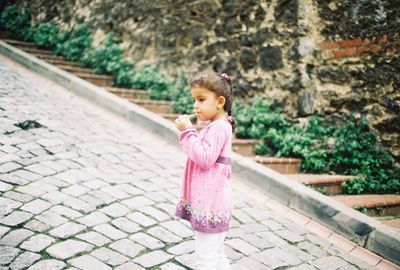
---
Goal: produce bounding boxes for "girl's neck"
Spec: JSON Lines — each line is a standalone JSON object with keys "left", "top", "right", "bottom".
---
{"left": 211, "top": 110, "right": 227, "bottom": 122}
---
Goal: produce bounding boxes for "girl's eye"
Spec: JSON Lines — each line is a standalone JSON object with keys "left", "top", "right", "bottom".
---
{"left": 199, "top": 99, "right": 205, "bottom": 102}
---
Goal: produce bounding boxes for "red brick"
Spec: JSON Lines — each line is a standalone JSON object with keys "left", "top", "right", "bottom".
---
{"left": 375, "top": 259, "right": 400, "bottom": 270}
{"left": 357, "top": 45, "right": 371, "bottom": 55}
{"left": 319, "top": 41, "right": 338, "bottom": 49}
{"left": 305, "top": 220, "right": 333, "bottom": 238}
{"left": 369, "top": 44, "right": 382, "bottom": 53}
{"left": 350, "top": 246, "right": 382, "bottom": 266}
{"left": 285, "top": 164, "right": 301, "bottom": 174}
{"left": 267, "top": 200, "right": 290, "bottom": 213}
{"left": 334, "top": 48, "right": 357, "bottom": 58}
{"left": 340, "top": 38, "right": 362, "bottom": 48}
{"left": 285, "top": 209, "right": 310, "bottom": 225}
{"left": 327, "top": 233, "right": 356, "bottom": 253}
{"left": 378, "top": 34, "right": 388, "bottom": 45}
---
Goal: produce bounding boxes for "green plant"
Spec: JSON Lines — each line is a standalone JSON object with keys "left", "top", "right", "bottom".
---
{"left": 171, "top": 74, "right": 193, "bottom": 114}
{"left": 58, "top": 24, "right": 92, "bottom": 61}
{"left": 33, "top": 22, "right": 60, "bottom": 49}
{"left": 232, "top": 97, "right": 290, "bottom": 140}
{"left": 81, "top": 33, "right": 135, "bottom": 87}
{"left": 232, "top": 100, "right": 253, "bottom": 139}
{"left": 0, "top": 3, "right": 34, "bottom": 40}
{"left": 330, "top": 119, "right": 393, "bottom": 175}
{"left": 131, "top": 66, "right": 172, "bottom": 100}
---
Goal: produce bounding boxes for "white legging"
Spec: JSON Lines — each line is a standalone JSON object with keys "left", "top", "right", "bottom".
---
{"left": 195, "top": 231, "right": 231, "bottom": 270}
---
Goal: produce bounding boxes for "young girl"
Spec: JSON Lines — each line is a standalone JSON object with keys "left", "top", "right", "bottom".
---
{"left": 174, "top": 70, "right": 234, "bottom": 270}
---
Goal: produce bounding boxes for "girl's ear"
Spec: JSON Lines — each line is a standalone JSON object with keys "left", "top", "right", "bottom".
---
{"left": 217, "top": 96, "right": 226, "bottom": 108}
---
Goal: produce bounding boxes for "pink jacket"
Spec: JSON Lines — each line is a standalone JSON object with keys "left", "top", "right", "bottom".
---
{"left": 175, "top": 119, "right": 233, "bottom": 233}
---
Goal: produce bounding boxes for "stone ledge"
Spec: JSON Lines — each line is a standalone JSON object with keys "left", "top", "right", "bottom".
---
{"left": 1, "top": 40, "right": 399, "bottom": 266}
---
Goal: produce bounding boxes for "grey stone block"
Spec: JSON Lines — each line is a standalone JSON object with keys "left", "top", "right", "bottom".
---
{"left": 365, "top": 224, "right": 400, "bottom": 265}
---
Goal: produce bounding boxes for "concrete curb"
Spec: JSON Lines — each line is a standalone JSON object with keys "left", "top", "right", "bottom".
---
{"left": 1, "top": 40, "right": 399, "bottom": 265}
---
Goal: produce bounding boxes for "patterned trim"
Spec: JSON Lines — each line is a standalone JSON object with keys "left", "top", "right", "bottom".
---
{"left": 176, "top": 200, "right": 230, "bottom": 233}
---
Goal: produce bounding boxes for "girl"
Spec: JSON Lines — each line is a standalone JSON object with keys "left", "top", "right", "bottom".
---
{"left": 174, "top": 70, "right": 234, "bottom": 270}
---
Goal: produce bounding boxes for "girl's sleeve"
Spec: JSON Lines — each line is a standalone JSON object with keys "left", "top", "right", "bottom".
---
{"left": 179, "top": 124, "right": 227, "bottom": 169}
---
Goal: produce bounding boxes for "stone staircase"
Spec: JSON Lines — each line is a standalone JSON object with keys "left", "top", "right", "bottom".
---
{"left": 2, "top": 36, "right": 400, "bottom": 230}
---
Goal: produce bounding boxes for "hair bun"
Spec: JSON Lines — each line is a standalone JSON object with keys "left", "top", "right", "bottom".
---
{"left": 221, "top": 73, "right": 231, "bottom": 83}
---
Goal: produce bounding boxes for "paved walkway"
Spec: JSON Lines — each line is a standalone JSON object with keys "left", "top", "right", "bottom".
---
{"left": 0, "top": 56, "right": 379, "bottom": 270}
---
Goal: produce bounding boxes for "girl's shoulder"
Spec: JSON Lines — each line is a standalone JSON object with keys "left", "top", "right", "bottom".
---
{"left": 206, "top": 119, "right": 232, "bottom": 133}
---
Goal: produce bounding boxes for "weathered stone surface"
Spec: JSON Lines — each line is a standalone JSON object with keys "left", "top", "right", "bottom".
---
{"left": 114, "top": 262, "right": 145, "bottom": 270}
{"left": 77, "top": 211, "right": 110, "bottom": 227}
{"left": 310, "top": 256, "right": 349, "bottom": 270}
{"left": 130, "top": 232, "right": 165, "bottom": 250}
{"left": 239, "top": 48, "right": 256, "bottom": 70}
{"left": 91, "top": 247, "right": 129, "bottom": 266}
{"left": 93, "top": 224, "right": 128, "bottom": 240}
{"left": 27, "top": 259, "right": 65, "bottom": 270}
{"left": 0, "top": 198, "right": 22, "bottom": 216}
{"left": 260, "top": 46, "right": 284, "bottom": 71}
{"left": 0, "top": 246, "right": 20, "bottom": 265}
{"left": 0, "top": 229, "right": 34, "bottom": 247}
{"left": 76, "top": 231, "right": 112, "bottom": 247}
{"left": 134, "top": 250, "right": 173, "bottom": 268}
{"left": 68, "top": 255, "right": 111, "bottom": 270}
{"left": 9, "top": 252, "right": 41, "bottom": 270}
{"left": 20, "top": 199, "right": 52, "bottom": 215}
{"left": 111, "top": 217, "right": 141, "bottom": 234}
{"left": 20, "top": 234, "right": 56, "bottom": 252}
{"left": 225, "top": 238, "right": 260, "bottom": 256}
{"left": 109, "top": 239, "right": 145, "bottom": 258}
{"left": 46, "top": 240, "right": 94, "bottom": 259}
{"left": 166, "top": 240, "right": 195, "bottom": 256}
{"left": 49, "top": 222, "right": 87, "bottom": 239}
{"left": 297, "top": 91, "right": 315, "bottom": 116}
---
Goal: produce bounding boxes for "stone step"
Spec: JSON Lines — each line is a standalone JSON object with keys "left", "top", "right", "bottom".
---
{"left": 105, "top": 87, "right": 149, "bottom": 99}
{"left": 253, "top": 156, "right": 302, "bottom": 174}
{"left": 0, "top": 31, "right": 13, "bottom": 39}
{"left": 20, "top": 47, "right": 54, "bottom": 55}
{"left": 127, "top": 98, "right": 173, "bottom": 114}
{"left": 287, "top": 174, "right": 354, "bottom": 195}
{"left": 232, "top": 139, "right": 259, "bottom": 157}
{"left": 45, "top": 59, "right": 82, "bottom": 67}
{"left": 32, "top": 53, "right": 67, "bottom": 61}
{"left": 333, "top": 194, "right": 400, "bottom": 217}
{"left": 55, "top": 64, "right": 96, "bottom": 74}
{"left": 377, "top": 217, "right": 400, "bottom": 229}
{"left": 73, "top": 72, "right": 114, "bottom": 87}
{"left": 1, "top": 38, "right": 37, "bottom": 47}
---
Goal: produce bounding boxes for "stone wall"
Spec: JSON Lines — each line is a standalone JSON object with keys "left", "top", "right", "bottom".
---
{"left": 26, "top": 0, "right": 400, "bottom": 160}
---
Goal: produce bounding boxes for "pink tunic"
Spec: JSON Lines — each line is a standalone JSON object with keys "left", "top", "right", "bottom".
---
{"left": 175, "top": 119, "right": 233, "bottom": 233}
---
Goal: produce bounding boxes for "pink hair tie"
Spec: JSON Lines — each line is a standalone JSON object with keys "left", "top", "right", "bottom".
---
{"left": 227, "top": 116, "right": 234, "bottom": 124}
{"left": 221, "top": 73, "right": 231, "bottom": 82}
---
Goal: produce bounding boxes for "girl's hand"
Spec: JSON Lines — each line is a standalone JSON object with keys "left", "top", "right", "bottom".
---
{"left": 175, "top": 115, "right": 193, "bottom": 131}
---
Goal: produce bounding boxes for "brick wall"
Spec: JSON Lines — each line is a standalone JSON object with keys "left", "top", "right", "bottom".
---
{"left": 319, "top": 32, "right": 399, "bottom": 60}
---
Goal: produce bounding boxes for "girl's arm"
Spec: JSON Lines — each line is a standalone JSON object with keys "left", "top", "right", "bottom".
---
{"left": 179, "top": 124, "right": 227, "bottom": 169}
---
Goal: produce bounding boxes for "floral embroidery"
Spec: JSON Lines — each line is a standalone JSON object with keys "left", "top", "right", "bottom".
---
{"left": 176, "top": 200, "right": 230, "bottom": 233}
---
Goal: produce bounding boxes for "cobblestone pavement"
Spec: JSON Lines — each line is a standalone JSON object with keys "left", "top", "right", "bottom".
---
{"left": 0, "top": 57, "right": 376, "bottom": 270}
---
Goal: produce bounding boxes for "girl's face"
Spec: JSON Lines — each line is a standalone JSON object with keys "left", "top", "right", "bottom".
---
{"left": 191, "top": 86, "right": 226, "bottom": 122}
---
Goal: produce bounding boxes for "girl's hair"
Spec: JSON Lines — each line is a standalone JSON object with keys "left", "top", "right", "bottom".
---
{"left": 189, "top": 69, "right": 235, "bottom": 132}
